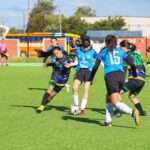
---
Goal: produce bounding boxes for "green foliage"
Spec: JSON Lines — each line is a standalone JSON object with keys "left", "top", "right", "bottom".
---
{"left": 90, "top": 16, "right": 126, "bottom": 30}
{"left": 62, "top": 16, "right": 89, "bottom": 35}
{"left": 9, "top": 27, "right": 18, "bottom": 34}
{"left": 26, "top": 0, "right": 55, "bottom": 32}
{"left": 26, "top": 1, "right": 126, "bottom": 34}
{"left": 75, "top": 6, "right": 96, "bottom": 17}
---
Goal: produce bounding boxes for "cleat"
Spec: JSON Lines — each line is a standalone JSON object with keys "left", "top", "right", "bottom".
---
{"left": 132, "top": 109, "right": 140, "bottom": 126}
{"left": 36, "top": 105, "right": 45, "bottom": 113}
{"left": 104, "top": 122, "right": 112, "bottom": 127}
{"left": 80, "top": 109, "right": 85, "bottom": 116}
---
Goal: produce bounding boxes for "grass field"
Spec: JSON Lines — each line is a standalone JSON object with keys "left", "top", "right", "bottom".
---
{"left": 0, "top": 65, "right": 150, "bottom": 150}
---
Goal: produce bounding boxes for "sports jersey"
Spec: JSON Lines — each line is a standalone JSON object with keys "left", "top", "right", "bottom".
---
{"left": 50, "top": 54, "right": 72, "bottom": 85}
{"left": 127, "top": 51, "right": 146, "bottom": 80}
{"left": 96, "top": 47, "right": 128, "bottom": 75}
{"left": 76, "top": 47, "right": 97, "bottom": 71}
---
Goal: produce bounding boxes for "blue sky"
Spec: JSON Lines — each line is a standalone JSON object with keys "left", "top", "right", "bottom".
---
{"left": 0, "top": 0, "right": 150, "bottom": 28}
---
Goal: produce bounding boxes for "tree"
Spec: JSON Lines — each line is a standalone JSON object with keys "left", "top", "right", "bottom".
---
{"left": 75, "top": 6, "right": 96, "bottom": 17}
{"left": 26, "top": 0, "right": 55, "bottom": 32}
{"left": 62, "top": 16, "right": 88, "bottom": 35}
{"left": 90, "top": 16, "right": 126, "bottom": 30}
{"left": 45, "top": 15, "right": 65, "bottom": 32}
{"left": 9, "top": 27, "right": 18, "bottom": 34}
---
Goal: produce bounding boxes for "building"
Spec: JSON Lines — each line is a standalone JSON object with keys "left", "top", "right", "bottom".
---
{"left": 87, "top": 30, "right": 150, "bottom": 55}
{"left": 82, "top": 16, "right": 150, "bottom": 36}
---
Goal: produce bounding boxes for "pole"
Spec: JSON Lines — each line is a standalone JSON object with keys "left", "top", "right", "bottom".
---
{"left": 27, "top": 0, "right": 31, "bottom": 57}
{"left": 58, "top": 9, "right": 62, "bottom": 33}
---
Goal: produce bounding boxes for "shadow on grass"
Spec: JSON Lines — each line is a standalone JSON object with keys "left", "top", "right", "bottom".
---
{"left": 62, "top": 115, "right": 136, "bottom": 129}
{"left": 62, "top": 115, "right": 104, "bottom": 126}
{"left": 10, "top": 104, "right": 69, "bottom": 113}
{"left": 28, "top": 88, "right": 47, "bottom": 91}
{"left": 87, "top": 107, "right": 105, "bottom": 115}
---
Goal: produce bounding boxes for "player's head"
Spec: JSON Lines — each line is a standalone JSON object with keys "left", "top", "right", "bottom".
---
{"left": 52, "top": 46, "right": 64, "bottom": 58}
{"left": 120, "top": 40, "right": 130, "bottom": 52}
{"left": 130, "top": 43, "right": 136, "bottom": 51}
{"left": 105, "top": 35, "right": 117, "bottom": 50}
{"left": 81, "top": 35, "right": 91, "bottom": 49}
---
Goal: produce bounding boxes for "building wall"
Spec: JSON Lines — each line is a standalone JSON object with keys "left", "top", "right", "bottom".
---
{"left": 0, "top": 39, "right": 19, "bottom": 57}
{"left": 82, "top": 16, "right": 150, "bottom": 36}
{"left": 92, "top": 37, "right": 150, "bottom": 55}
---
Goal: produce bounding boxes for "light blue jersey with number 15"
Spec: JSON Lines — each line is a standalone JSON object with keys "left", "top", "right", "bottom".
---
{"left": 96, "top": 47, "right": 128, "bottom": 75}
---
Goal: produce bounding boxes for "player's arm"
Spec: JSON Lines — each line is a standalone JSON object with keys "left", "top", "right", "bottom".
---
{"left": 65, "top": 56, "right": 78, "bottom": 68}
{"left": 124, "top": 55, "right": 137, "bottom": 77}
{"left": 90, "top": 59, "right": 101, "bottom": 82}
{"left": 36, "top": 50, "right": 52, "bottom": 57}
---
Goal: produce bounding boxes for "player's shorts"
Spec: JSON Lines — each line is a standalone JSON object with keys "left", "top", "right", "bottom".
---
{"left": 0, "top": 52, "right": 8, "bottom": 58}
{"left": 123, "top": 78, "right": 145, "bottom": 96}
{"left": 75, "top": 68, "right": 92, "bottom": 82}
{"left": 48, "top": 80, "right": 64, "bottom": 93}
{"left": 105, "top": 71, "right": 125, "bottom": 96}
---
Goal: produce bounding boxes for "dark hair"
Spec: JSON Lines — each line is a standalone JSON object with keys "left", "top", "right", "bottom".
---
{"left": 105, "top": 35, "right": 117, "bottom": 45}
{"left": 52, "top": 46, "right": 61, "bottom": 52}
{"left": 130, "top": 44, "right": 136, "bottom": 51}
{"left": 120, "top": 40, "right": 130, "bottom": 48}
{"left": 80, "top": 35, "right": 91, "bottom": 48}
{"left": 81, "top": 35, "right": 90, "bottom": 42}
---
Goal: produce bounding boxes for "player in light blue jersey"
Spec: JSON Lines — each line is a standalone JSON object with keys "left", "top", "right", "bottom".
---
{"left": 68, "top": 35, "right": 97, "bottom": 115}
{"left": 90, "top": 35, "right": 140, "bottom": 127}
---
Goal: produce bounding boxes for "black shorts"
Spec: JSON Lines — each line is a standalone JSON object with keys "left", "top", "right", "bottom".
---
{"left": 75, "top": 68, "right": 91, "bottom": 82}
{"left": 123, "top": 79, "right": 145, "bottom": 96}
{"left": 105, "top": 71, "right": 125, "bottom": 96}
{"left": 0, "top": 53, "right": 8, "bottom": 58}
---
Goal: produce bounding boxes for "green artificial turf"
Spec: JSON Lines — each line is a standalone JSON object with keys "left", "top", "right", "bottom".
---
{"left": 0, "top": 66, "right": 150, "bottom": 150}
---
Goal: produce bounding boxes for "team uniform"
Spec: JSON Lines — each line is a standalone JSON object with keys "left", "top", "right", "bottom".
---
{"left": 71, "top": 46, "right": 97, "bottom": 115}
{"left": 75, "top": 47, "right": 97, "bottom": 82}
{"left": 123, "top": 51, "right": 146, "bottom": 95}
{"left": 92, "top": 46, "right": 139, "bottom": 126}
{"left": 48, "top": 53, "right": 72, "bottom": 92}
{"left": 96, "top": 47, "right": 127, "bottom": 95}
{"left": 122, "top": 50, "right": 146, "bottom": 116}
{"left": 36, "top": 52, "right": 74, "bottom": 113}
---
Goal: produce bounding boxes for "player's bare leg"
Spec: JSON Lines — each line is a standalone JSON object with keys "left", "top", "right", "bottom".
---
{"left": 80, "top": 81, "right": 91, "bottom": 115}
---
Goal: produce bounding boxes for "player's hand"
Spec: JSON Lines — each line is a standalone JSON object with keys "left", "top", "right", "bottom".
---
{"left": 43, "top": 63, "right": 48, "bottom": 68}
{"left": 65, "top": 63, "right": 71, "bottom": 68}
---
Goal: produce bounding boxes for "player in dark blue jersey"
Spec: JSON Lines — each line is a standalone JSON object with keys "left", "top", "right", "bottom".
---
{"left": 36, "top": 46, "right": 75, "bottom": 113}
{"left": 121, "top": 43, "right": 146, "bottom": 116}
{"left": 69, "top": 36, "right": 97, "bottom": 115}
{"left": 90, "top": 35, "right": 140, "bottom": 127}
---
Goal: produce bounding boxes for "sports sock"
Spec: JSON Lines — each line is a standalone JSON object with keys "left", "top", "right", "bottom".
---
{"left": 135, "top": 103, "right": 145, "bottom": 114}
{"left": 105, "top": 102, "right": 113, "bottom": 123}
{"left": 73, "top": 95, "right": 79, "bottom": 106}
{"left": 80, "top": 99, "right": 88, "bottom": 110}
{"left": 41, "top": 92, "right": 50, "bottom": 106}
{"left": 115, "top": 102, "right": 132, "bottom": 115}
